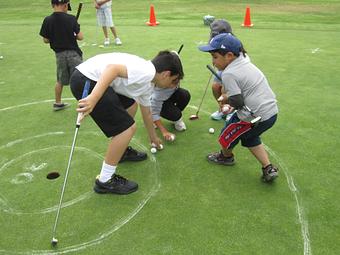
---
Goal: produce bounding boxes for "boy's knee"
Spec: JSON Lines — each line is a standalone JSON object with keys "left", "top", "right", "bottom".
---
{"left": 212, "top": 82, "right": 222, "bottom": 91}
{"left": 129, "top": 123, "right": 137, "bottom": 134}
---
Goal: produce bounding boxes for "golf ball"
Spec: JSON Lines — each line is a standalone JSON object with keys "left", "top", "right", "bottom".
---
{"left": 209, "top": 128, "right": 215, "bottom": 134}
{"left": 159, "top": 144, "right": 164, "bottom": 150}
{"left": 150, "top": 147, "right": 157, "bottom": 154}
{"left": 170, "top": 134, "right": 175, "bottom": 141}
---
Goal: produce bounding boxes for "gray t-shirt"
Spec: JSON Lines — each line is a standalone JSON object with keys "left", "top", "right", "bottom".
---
{"left": 222, "top": 54, "right": 278, "bottom": 122}
{"left": 150, "top": 86, "right": 177, "bottom": 121}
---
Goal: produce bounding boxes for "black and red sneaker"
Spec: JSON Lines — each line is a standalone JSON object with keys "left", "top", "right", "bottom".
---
{"left": 94, "top": 174, "right": 138, "bottom": 195}
{"left": 119, "top": 146, "right": 147, "bottom": 163}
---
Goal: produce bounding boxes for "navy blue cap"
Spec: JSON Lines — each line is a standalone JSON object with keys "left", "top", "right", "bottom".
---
{"left": 210, "top": 19, "right": 233, "bottom": 39}
{"left": 51, "top": 0, "right": 71, "bottom": 10}
{"left": 199, "top": 33, "right": 241, "bottom": 54}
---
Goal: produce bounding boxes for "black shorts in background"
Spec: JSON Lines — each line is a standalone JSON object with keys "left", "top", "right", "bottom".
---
{"left": 70, "top": 69, "right": 135, "bottom": 137}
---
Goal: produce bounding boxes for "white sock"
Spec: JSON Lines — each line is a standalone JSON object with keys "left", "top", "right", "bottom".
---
{"left": 99, "top": 161, "right": 116, "bottom": 183}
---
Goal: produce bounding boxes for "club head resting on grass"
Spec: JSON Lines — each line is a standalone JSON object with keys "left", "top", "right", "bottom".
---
{"left": 51, "top": 237, "right": 58, "bottom": 247}
{"left": 189, "top": 114, "right": 199, "bottom": 120}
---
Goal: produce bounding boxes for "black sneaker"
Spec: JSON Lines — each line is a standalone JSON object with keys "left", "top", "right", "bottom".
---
{"left": 262, "top": 164, "right": 278, "bottom": 182}
{"left": 53, "top": 103, "right": 70, "bottom": 111}
{"left": 94, "top": 174, "right": 138, "bottom": 195}
{"left": 119, "top": 146, "right": 147, "bottom": 163}
{"left": 207, "top": 151, "right": 235, "bottom": 166}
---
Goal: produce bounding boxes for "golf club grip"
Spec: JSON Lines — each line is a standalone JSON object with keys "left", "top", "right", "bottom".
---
{"left": 82, "top": 80, "right": 90, "bottom": 98}
{"left": 177, "top": 44, "right": 184, "bottom": 54}
{"left": 76, "top": 80, "right": 90, "bottom": 126}
{"left": 206, "top": 65, "right": 222, "bottom": 82}
{"left": 75, "top": 2, "right": 83, "bottom": 20}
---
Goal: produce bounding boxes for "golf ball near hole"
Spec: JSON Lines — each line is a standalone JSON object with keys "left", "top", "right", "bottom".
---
{"left": 209, "top": 128, "right": 215, "bottom": 134}
{"left": 150, "top": 147, "right": 157, "bottom": 154}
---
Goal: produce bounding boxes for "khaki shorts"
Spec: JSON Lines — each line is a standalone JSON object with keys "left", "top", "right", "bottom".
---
{"left": 55, "top": 50, "right": 82, "bottom": 85}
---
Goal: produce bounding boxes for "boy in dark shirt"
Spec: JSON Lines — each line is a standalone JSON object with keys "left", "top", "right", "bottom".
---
{"left": 40, "top": 0, "right": 83, "bottom": 111}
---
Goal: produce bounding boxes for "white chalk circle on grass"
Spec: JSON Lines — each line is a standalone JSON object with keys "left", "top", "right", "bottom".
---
{"left": 0, "top": 100, "right": 161, "bottom": 255}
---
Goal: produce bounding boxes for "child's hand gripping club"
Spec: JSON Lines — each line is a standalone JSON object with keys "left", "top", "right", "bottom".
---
{"left": 76, "top": 80, "right": 91, "bottom": 126}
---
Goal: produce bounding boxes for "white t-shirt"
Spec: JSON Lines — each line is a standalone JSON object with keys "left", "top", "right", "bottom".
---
{"left": 76, "top": 53, "right": 156, "bottom": 106}
{"left": 96, "top": 0, "right": 112, "bottom": 8}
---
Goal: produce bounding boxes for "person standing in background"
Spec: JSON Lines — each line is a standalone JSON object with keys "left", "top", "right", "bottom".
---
{"left": 40, "top": 0, "right": 83, "bottom": 111}
{"left": 94, "top": 0, "right": 122, "bottom": 46}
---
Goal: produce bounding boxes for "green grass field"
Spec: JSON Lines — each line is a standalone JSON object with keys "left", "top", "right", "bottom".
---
{"left": 1, "top": 0, "right": 340, "bottom": 254}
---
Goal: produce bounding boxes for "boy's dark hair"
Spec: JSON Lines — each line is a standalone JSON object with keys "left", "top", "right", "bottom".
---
{"left": 151, "top": 50, "right": 184, "bottom": 80}
{"left": 211, "top": 45, "right": 247, "bottom": 58}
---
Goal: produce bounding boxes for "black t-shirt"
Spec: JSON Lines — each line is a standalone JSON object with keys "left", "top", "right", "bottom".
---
{"left": 40, "top": 12, "right": 82, "bottom": 56}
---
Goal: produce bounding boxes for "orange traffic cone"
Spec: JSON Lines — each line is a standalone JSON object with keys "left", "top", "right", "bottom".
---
{"left": 146, "top": 5, "right": 159, "bottom": 26}
{"left": 242, "top": 6, "right": 253, "bottom": 27}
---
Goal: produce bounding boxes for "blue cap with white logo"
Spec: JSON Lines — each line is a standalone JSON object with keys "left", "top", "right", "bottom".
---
{"left": 199, "top": 33, "right": 241, "bottom": 54}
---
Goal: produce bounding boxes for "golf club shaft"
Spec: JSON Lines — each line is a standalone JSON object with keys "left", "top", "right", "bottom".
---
{"left": 51, "top": 81, "right": 90, "bottom": 241}
{"left": 51, "top": 126, "right": 79, "bottom": 239}
{"left": 196, "top": 73, "right": 213, "bottom": 115}
{"left": 75, "top": 2, "right": 83, "bottom": 20}
{"left": 206, "top": 64, "right": 222, "bottom": 82}
{"left": 177, "top": 44, "right": 184, "bottom": 54}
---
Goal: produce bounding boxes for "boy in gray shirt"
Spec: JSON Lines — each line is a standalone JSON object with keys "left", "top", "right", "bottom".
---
{"left": 151, "top": 84, "right": 190, "bottom": 141}
{"left": 199, "top": 33, "right": 279, "bottom": 183}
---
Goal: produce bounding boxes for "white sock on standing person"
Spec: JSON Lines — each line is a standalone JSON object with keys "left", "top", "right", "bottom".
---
{"left": 99, "top": 161, "right": 116, "bottom": 183}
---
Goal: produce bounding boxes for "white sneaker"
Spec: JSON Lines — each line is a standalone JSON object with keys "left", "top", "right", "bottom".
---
{"left": 104, "top": 38, "right": 110, "bottom": 46}
{"left": 114, "top": 37, "right": 122, "bottom": 45}
{"left": 174, "top": 118, "right": 186, "bottom": 131}
{"left": 210, "top": 110, "right": 224, "bottom": 121}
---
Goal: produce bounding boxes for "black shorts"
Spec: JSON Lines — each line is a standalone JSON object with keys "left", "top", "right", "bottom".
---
{"left": 70, "top": 69, "right": 135, "bottom": 137}
{"left": 222, "top": 113, "right": 277, "bottom": 148}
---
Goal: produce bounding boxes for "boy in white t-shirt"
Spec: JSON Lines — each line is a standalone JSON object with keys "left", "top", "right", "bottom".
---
{"left": 70, "top": 51, "right": 184, "bottom": 194}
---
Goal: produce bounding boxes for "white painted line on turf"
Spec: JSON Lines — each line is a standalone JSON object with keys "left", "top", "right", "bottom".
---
{"left": 10, "top": 172, "right": 34, "bottom": 184}
{"left": 311, "top": 48, "right": 320, "bottom": 54}
{"left": 25, "top": 162, "right": 48, "bottom": 172}
{"left": 0, "top": 98, "right": 75, "bottom": 112}
{"left": 0, "top": 131, "right": 64, "bottom": 150}
{"left": 265, "top": 145, "right": 312, "bottom": 255}
{"left": 0, "top": 146, "right": 100, "bottom": 215}
{"left": 186, "top": 103, "right": 312, "bottom": 255}
{"left": 0, "top": 101, "right": 160, "bottom": 255}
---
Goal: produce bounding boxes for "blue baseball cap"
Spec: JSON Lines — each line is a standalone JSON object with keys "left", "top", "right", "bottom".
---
{"left": 199, "top": 33, "right": 241, "bottom": 54}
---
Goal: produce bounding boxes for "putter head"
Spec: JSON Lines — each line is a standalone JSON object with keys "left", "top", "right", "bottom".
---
{"left": 189, "top": 114, "right": 199, "bottom": 120}
{"left": 51, "top": 238, "right": 58, "bottom": 247}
